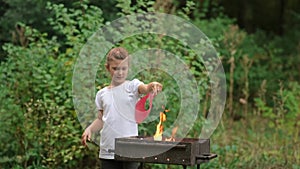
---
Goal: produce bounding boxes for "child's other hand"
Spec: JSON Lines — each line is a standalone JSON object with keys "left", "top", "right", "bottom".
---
{"left": 81, "top": 128, "right": 91, "bottom": 146}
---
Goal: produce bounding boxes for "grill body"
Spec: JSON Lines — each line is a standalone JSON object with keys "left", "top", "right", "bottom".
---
{"left": 115, "top": 136, "right": 215, "bottom": 166}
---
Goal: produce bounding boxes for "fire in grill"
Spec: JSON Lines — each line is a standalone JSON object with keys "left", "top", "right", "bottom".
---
{"left": 115, "top": 106, "right": 217, "bottom": 168}
{"left": 115, "top": 136, "right": 217, "bottom": 168}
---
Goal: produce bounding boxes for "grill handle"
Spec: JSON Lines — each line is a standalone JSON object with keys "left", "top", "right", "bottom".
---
{"left": 116, "top": 141, "right": 187, "bottom": 149}
{"left": 196, "top": 153, "right": 217, "bottom": 160}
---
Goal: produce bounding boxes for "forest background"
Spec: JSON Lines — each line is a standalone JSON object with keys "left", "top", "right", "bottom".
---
{"left": 0, "top": 0, "right": 299, "bottom": 169}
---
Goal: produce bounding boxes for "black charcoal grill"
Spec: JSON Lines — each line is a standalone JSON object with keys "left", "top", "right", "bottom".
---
{"left": 115, "top": 136, "right": 217, "bottom": 169}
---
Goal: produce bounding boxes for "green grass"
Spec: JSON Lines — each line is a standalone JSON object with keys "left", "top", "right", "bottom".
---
{"left": 201, "top": 114, "right": 300, "bottom": 169}
{"left": 144, "top": 113, "right": 300, "bottom": 169}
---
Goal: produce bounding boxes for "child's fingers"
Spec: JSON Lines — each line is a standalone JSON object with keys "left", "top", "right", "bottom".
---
{"left": 81, "top": 135, "right": 87, "bottom": 146}
{"left": 153, "top": 85, "right": 158, "bottom": 95}
{"left": 157, "top": 84, "right": 162, "bottom": 92}
{"left": 81, "top": 132, "right": 91, "bottom": 146}
{"left": 149, "top": 82, "right": 163, "bottom": 96}
{"left": 153, "top": 83, "right": 163, "bottom": 95}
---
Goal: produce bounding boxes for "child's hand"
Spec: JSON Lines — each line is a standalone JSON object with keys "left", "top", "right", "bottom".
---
{"left": 150, "top": 82, "right": 163, "bottom": 96}
{"left": 81, "top": 128, "right": 92, "bottom": 146}
{"left": 138, "top": 82, "right": 163, "bottom": 95}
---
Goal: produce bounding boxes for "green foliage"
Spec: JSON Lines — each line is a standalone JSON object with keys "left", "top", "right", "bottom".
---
{"left": 0, "top": 0, "right": 299, "bottom": 168}
{"left": 0, "top": 0, "right": 49, "bottom": 41}
{"left": 0, "top": 0, "right": 81, "bottom": 46}
{"left": 115, "top": 0, "right": 155, "bottom": 16}
{"left": 0, "top": 25, "right": 84, "bottom": 168}
{"left": 0, "top": 2, "right": 103, "bottom": 168}
{"left": 255, "top": 81, "right": 300, "bottom": 131}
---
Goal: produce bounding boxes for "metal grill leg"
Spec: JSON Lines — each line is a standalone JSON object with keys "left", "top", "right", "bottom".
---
{"left": 181, "top": 165, "right": 200, "bottom": 169}
{"left": 138, "top": 162, "right": 144, "bottom": 169}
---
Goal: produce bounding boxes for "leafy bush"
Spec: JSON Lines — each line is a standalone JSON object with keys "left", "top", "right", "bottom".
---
{"left": 0, "top": 0, "right": 299, "bottom": 168}
{"left": 0, "top": 2, "right": 103, "bottom": 168}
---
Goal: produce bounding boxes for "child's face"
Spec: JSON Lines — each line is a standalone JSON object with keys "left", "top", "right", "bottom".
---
{"left": 106, "top": 59, "right": 129, "bottom": 86}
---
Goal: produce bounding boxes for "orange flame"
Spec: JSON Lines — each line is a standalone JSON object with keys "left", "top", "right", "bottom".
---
{"left": 153, "top": 112, "right": 166, "bottom": 141}
{"left": 165, "top": 126, "right": 178, "bottom": 142}
{"left": 153, "top": 107, "right": 178, "bottom": 141}
{"left": 153, "top": 106, "right": 169, "bottom": 141}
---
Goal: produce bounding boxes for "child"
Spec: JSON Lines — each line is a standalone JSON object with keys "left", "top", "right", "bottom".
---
{"left": 81, "top": 47, "right": 163, "bottom": 169}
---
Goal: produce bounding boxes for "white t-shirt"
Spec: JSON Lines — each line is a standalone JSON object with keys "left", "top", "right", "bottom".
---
{"left": 95, "top": 79, "right": 143, "bottom": 159}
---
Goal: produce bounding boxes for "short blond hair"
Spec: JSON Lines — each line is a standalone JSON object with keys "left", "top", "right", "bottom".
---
{"left": 106, "top": 47, "right": 129, "bottom": 63}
